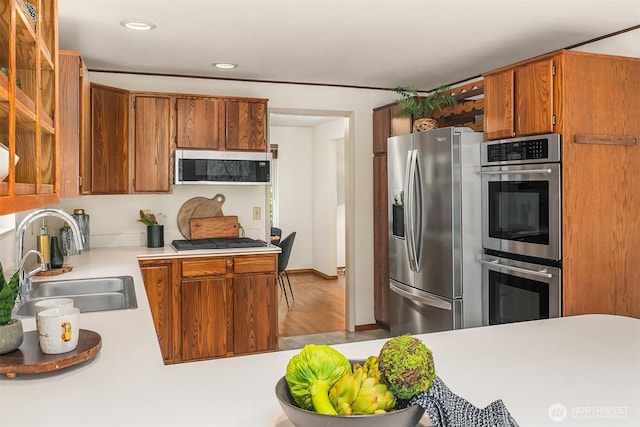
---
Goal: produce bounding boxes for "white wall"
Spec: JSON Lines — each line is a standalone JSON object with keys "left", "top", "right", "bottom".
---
{"left": 311, "top": 119, "right": 345, "bottom": 277}
{"left": 270, "top": 126, "right": 313, "bottom": 271}
{"left": 271, "top": 120, "right": 346, "bottom": 277}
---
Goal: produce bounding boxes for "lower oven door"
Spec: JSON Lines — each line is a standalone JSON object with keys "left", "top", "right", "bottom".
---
{"left": 479, "top": 255, "right": 561, "bottom": 326}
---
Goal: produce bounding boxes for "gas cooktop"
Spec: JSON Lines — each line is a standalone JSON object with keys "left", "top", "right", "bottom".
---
{"left": 171, "top": 237, "right": 268, "bottom": 251}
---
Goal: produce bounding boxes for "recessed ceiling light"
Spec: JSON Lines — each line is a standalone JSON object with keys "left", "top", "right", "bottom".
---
{"left": 213, "top": 63, "right": 238, "bottom": 69}
{"left": 120, "top": 19, "right": 157, "bottom": 31}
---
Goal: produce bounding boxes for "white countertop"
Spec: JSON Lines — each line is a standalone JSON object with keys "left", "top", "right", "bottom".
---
{"left": 1, "top": 246, "right": 639, "bottom": 426}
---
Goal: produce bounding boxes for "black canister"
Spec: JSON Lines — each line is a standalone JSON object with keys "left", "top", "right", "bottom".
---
{"left": 147, "top": 225, "right": 164, "bottom": 248}
{"left": 50, "top": 236, "right": 64, "bottom": 269}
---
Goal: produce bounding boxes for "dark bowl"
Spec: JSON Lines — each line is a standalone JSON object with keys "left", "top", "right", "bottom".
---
{"left": 275, "top": 376, "right": 425, "bottom": 427}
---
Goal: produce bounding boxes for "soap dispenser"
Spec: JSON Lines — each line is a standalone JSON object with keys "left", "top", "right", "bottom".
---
{"left": 36, "top": 219, "right": 51, "bottom": 269}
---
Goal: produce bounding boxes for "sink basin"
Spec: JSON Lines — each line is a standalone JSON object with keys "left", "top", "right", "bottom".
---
{"left": 16, "top": 276, "right": 137, "bottom": 317}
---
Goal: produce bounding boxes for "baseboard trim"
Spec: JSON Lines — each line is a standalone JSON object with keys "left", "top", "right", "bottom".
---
{"left": 286, "top": 268, "right": 338, "bottom": 280}
{"left": 355, "top": 323, "right": 384, "bottom": 332}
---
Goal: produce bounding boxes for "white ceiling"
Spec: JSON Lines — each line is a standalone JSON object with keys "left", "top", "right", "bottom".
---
{"left": 57, "top": 0, "right": 640, "bottom": 92}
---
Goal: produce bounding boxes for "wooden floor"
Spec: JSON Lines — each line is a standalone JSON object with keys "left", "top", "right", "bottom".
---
{"left": 278, "top": 271, "right": 346, "bottom": 336}
{"left": 277, "top": 271, "right": 390, "bottom": 351}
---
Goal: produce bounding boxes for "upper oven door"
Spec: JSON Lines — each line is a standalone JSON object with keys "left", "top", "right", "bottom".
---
{"left": 481, "top": 163, "right": 561, "bottom": 261}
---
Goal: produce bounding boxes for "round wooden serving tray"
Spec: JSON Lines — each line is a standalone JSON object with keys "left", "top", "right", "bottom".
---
{"left": 0, "top": 329, "right": 102, "bottom": 379}
{"left": 177, "top": 193, "right": 226, "bottom": 239}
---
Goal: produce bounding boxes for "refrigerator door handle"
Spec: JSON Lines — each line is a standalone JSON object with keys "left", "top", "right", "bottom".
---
{"left": 390, "top": 282, "right": 452, "bottom": 311}
{"left": 404, "top": 149, "right": 418, "bottom": 271}
{"left": 413, "top": 149, "right": 423, "bottom": 270}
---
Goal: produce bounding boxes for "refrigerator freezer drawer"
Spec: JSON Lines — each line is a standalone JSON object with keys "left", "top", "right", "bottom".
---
{"left": 389, "top": 280, "right": 462, "bottom": 335}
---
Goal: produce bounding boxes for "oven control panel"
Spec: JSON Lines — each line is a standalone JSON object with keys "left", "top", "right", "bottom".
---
{"left": 482, "top": 134, "right": 561, "bottom": 166}
{"left": 487, "top": 138, "right": 548, "bottom": 162}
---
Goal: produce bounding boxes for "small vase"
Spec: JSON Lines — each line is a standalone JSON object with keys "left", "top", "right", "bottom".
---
{"left": 50, "top": 236, "right": 64, "bottom": 269}
{"left": 0, "top": 319, "right": 24, "bottom": 354}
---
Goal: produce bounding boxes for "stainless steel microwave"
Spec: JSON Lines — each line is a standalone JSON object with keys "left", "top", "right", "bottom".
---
{"left": 175, "top": 150, "right": 271, "bottom": 185}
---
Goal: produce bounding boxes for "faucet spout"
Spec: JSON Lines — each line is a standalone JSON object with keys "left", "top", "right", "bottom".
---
{"left": 16, "top": 249, "right": 46, "bottom": 305}
{"left": 15, "top": 209, "right": 84, "bottom": 269}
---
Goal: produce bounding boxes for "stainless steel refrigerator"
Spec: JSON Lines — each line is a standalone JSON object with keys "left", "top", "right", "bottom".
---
{"left": 388, "top": 127, "right": 483, "bottom": 335}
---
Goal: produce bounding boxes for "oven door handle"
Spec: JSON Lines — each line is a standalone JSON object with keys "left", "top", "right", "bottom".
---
{"left": 390, "top": 282, "right": 452, "bottom": 311}
{"left": 476, "top": 258, "right": 554, "bottom": 278}
{"left": 478, "top": 168, "right": 553, "bottom": 175}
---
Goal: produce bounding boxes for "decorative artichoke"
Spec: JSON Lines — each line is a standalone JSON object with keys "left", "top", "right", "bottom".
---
{"left": 329, "top": 356, "right": 396, "bottom": 415}
{"left": 378, "top": 335, "right": 435, "bottom": 400}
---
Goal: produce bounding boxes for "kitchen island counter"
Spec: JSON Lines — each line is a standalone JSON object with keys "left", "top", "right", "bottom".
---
{"left": 2, "top": 247, "right": 638, "bottom": 426}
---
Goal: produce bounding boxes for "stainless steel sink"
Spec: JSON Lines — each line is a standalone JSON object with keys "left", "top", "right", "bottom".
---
{"left": 16, "top": 276, "right": 138, "bottom": 317}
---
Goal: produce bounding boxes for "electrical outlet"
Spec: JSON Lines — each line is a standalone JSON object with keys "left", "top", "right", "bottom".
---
{"left": 252, "top": 207, "right": 261, "bottom": 220}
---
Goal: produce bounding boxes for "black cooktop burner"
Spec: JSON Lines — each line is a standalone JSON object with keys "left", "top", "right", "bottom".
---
{"left": 171, "top": 237, "right": 268, "bottom": 251}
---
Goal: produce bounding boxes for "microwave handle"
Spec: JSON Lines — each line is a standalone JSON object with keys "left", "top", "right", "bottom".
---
{"left": 478, "top": 168, "right": 553, "bottom": 175}
{"left": 476, "top": 258, "right": 553, "bottom": 278}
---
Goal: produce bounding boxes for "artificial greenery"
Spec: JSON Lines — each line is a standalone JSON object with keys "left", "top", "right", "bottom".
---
{"left": 0, "top": 262, "right": 20, "bottom": 326}
{"left": 393, "top": 85, "right": 457, "bottom": 119}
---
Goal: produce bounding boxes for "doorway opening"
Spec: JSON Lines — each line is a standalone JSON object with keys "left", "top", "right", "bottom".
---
{"left": 268, "top": 109, "right": 354, "bottom": 340}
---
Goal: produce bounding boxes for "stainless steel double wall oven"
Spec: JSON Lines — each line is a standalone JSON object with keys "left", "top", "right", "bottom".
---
{"left": 479, "top": 134, "right": 562, "bottom": 325}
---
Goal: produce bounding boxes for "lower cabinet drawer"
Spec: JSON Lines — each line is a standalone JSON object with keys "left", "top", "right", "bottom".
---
{"left": 233, "top": 255, "right": 276, "bottom": 274}
{"left": 181, "top": 258, "right": 228, "bottom": 277}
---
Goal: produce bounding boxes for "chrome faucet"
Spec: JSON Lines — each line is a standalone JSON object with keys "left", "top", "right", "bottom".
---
{"left": 15, "top": 209, "right": 84, "bottom": 302}
{"left": 15, "top": 249, "right": 46, "bottom": 305}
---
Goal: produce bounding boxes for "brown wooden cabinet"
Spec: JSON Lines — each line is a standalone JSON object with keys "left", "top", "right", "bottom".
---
{"left": 175, "top": 97, "right": 267, "bottom": 152}
{"left": 484, "top": 50, "right": 640, "bottom": 319}
{"left": 484, "top": 58, "right": 554, "bottom": 140}
{"left": 140, "top": 253, "right": 278, "bottom": 364}
{"left": 90, "top": 83, "right": 129, "bottom": 193}
{"left": 225, "top": 99, "right": 267, "bottom": 151}
{"left": 58, "top": 50, "right": 90, "bottom": 197}
{"left": 181, "top": 277, "right": 232, "bottom": 361}
{"left": 132, "top": 95, "right": 172, "bottom": 192}
{"left": 372, "top": 103, "right": 412, "bottom": 328}
{"left": 175, "top": 97, "right": 225, "bottom": 149}
{"left": 232, "top": 274, "right": 277, "bottom": 354}
{"left": 139, "top": 260, "right": 176, "bottom": 363}
{"left": 0, "top": 0, "right": 59, "bottom": 214}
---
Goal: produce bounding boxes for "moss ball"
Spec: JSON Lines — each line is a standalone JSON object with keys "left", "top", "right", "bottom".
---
{"left": 377, "top": 335, "right": 435, "bottom": 399}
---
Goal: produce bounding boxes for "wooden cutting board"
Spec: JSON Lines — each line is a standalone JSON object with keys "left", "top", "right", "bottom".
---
{"left": 177, "top": 194, "right": 226, "bottom": 239}
{"left": 190, "top": 216, "right": 240, "bottom": 239}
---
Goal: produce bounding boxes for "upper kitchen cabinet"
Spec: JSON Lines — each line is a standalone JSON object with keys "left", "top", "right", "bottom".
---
{"left": 132, "top": 94, "right": 172, "bottom": 193}
{"left": 0, "top": 0, "right": 59, "bottom": 214}
{"left": 175, "top": 97, "right": 225, "bottom": 149}
{"left": 484, "top": 56, "right": 555, "bottom": 140}
{"left": 176, "top": 97, "right": 267, "bottom": 152}
{"left": 58, "top": 50, "right": 90, "bottom": 197}
{"left": 90, "top": 83, "right": 129, "bottom": 193}
{"left": 225, "top": 99, "right": 267, "bottom": 152}
{"left": 372, "top": 103, "right": 411, "bottom": 154}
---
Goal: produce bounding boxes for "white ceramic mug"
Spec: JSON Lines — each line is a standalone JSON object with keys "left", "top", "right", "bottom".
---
{"left": 37, "top": 307, "right": 80, "bottom": 354}
{"left": 34, "top": 298, "right": 74, "bottom": 330}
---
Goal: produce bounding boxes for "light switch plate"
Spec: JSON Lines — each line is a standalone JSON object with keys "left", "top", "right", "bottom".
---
{"left": 253, "top": 207, "right": 261, "bottom": 220}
